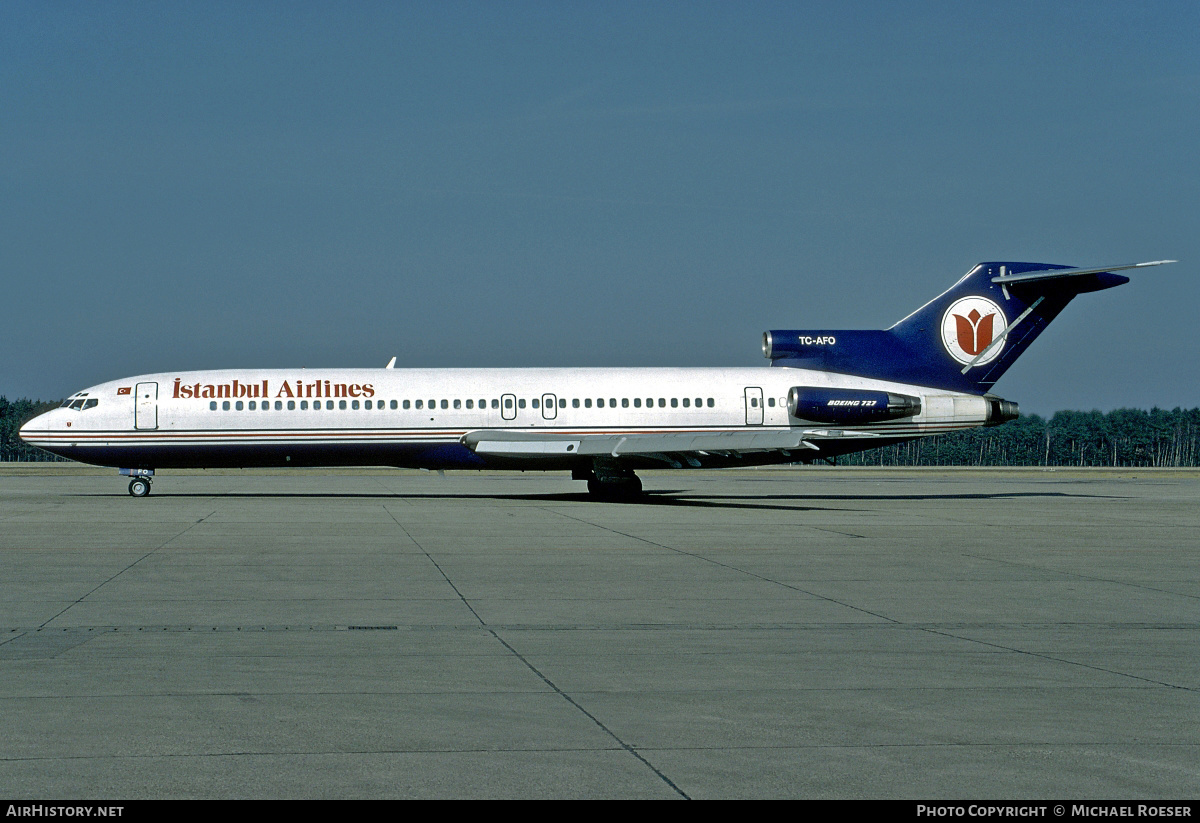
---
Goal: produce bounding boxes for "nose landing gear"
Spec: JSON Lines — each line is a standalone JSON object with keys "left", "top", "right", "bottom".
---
{"left": 120, "top": 468, "right": 155, "bottom": 497}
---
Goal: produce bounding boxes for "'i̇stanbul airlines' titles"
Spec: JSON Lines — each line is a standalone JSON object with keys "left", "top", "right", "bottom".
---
{"left": 173, "top": 378, "right": 376, "bottom": 400}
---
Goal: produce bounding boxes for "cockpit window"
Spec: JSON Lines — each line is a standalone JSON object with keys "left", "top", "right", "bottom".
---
{"left": 83, "top": 399, "right": 98, "bottom": 410}
{"left": 68, "top": 398, "right": 86, "bottom": 411}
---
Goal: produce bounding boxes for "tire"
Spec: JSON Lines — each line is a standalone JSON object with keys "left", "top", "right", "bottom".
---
{"left": 128, "top": 478, "right": 151, "bottom": 497}
{"left": 587, "top": 475, "right": 642, "bottom": 501}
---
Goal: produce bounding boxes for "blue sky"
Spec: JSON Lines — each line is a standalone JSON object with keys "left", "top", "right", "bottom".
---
{"left": 3, "top": 1, "right": 1197, "bottom": 413}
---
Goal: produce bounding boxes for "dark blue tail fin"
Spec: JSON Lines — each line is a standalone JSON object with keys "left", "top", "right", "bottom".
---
{"left": 764, "top": 261, "right": 1170, "bottom": 394}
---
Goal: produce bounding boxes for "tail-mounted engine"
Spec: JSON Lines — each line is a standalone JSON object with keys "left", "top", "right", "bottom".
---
{"left": 787, "top": 387, "right": 921, "bottom": 424}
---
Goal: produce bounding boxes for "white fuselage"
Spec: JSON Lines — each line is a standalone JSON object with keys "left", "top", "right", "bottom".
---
{"left": 20, "top": 366, "right": 991, "bottom": 471}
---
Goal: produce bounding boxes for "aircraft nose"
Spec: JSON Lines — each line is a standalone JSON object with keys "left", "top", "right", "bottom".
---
{"left": 19, "top": 410, "right": 56, "bottom": 442}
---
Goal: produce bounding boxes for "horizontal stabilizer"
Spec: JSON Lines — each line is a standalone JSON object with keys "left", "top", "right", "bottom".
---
{"left": 991, "top": 260, "right": 1175, "bottom": 286}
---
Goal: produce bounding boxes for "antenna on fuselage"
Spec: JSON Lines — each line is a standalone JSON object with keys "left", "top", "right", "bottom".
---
{"left": 385, "top": 357, "right": 396, "bottom": 369}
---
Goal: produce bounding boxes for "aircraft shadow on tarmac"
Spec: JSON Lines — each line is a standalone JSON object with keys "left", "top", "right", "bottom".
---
{"left": 82, "top": 488, "right": 1127, "bottom": 513}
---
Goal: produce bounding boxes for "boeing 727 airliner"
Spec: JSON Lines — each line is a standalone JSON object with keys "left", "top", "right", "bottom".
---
{"left": 20, "top": 260, "right": 1173, "bottom": 497}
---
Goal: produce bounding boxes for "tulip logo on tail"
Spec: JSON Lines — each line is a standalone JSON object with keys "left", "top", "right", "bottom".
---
{"left": 941, "top": 297, "right": 1007, "bottom": 366}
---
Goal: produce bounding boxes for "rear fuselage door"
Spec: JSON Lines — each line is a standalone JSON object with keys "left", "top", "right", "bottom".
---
{"left": 135, "top": 382, "right": 158, "bottom": 430}
{"left": 744, "top": 387, "right": 764, "bottom": 426}
{"left": 541, "top": 393, "right": 557, "bottom": 420}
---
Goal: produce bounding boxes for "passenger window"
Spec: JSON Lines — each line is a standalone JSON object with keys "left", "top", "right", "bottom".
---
{"left": 518, "top": 399, "right": 526, "bottom": 409}
{"left": 223, "top": 401, "right": 231, "bottom": 411}
{"left": 326, "top": 400, "right": 334, "bottom": 410}
{"left": 415, "top": 400, "right": 423, "bottom": 409}
{"left": 609, "top": 398, "right": 616, "bottom": 407}
{"left": 751, "top": 398, "right": 759, "bottom": 407}
{"left": 454, "top": 399, "right": 461, "bottom": 409}
{"left": 299, "top": 401, "right": 306, "bottom": 410}
{"left": 466, "top": 399, "right": 473, "bottom": 409}
{"left": 558, "top": 398, "right": 566, "bottom": 408}
{"left": 249, "top": 401, "right": 257, "bottom": 410}
{"left": 634, "top": 398, "right": 641, "bottom": 408}
{"left": 682, "top": 398, "right": 690, "bottom": 407}
{"left": 707, "top": 398, "right": 714, "bottom": 407}
{"left": 364, "top": 400, "right": 372, "bottom": 410}
{"left": 572, "top": 399, "right": 580, "bottom": 408}
{"left": 275, "top": 401, "right": 283, "bottom": 410}
{"left": 429, "top": 399, "right": 435, "bottom": 409}
{"left": 658, "top": 398, "right": 665, "bottom": 408}
{"left": 209, "top": 401, "right": 217, "bottom": 410}
{"left": 504, "top": 398, "right": 513, "bottom": 409}
{"left": 339, "top": 400, "right": 347, "bottom": 410}
{"left": 695, "top": 397, "right": 702, "bottom": 407}
{"left": 393, "top": 400, "right": 400, "bottom": 410}
{"left": 622, "top": 398, "right": 629, "bottom": 408}
{"left": 585, "top": 399, "right": 592, "bottom": 408}
{"left": 492, "top": 399, "right": 499, "bottom": 409}
{"left": 236, "top": 401, "right": 244, "bottom": 411}
{"left": 352, "top": 400, "right": 360, "bottom": 410}
{"left": 596, "top": 399, "right": 604, "bottom": 408}
{"left": 440, "top": 399, "right": 448, "bottom": 409}
{"left": 288, "top": 401, "right": 296, "bottom": 410}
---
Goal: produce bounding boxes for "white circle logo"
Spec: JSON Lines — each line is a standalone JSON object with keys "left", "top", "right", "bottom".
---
{"left": 941, "top": 296, "right": 1007, "bottom": 366}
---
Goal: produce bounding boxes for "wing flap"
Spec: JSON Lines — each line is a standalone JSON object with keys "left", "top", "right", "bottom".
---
{"left": 463, "top": 429, "right": 824, "bottom": 458}
{"left": 472, "top": 439, "right": 582, "bottom": 455}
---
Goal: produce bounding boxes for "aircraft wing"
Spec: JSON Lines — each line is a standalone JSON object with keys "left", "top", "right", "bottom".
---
{"left": 460, "top": 428, "right": 866, "bottom": 460}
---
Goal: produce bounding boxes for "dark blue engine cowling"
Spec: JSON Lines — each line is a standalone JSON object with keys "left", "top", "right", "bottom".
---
{"left": 787, "top": 387, "right": 921, "bottom": 424}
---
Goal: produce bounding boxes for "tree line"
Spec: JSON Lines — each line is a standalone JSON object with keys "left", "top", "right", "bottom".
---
{"left": 837, "top": 407, "right": 1200, "bottom": 467}
{"left": 0, "top": 397, "right": 70, "bottom": 462}
{"left": 2, "top": 395, "right": 1198, "bottom": 467}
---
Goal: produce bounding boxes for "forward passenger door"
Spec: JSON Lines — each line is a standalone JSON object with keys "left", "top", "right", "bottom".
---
{"left": 135, "top": 382, "right": 158, "bottom": 430}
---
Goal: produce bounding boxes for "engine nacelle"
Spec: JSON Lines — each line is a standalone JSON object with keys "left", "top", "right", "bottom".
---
{"left": 787, "top": 387, "right": 922, "bottom": 424}
{"left": 985, "top": 395, "right": 1020, "bottom": 426}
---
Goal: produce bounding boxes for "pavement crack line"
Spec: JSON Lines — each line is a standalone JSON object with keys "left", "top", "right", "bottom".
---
{"left": 920, "top": 626, "right": 1197, "bottom": 692}
{"left": 538, "top": 506, "right": 1198, "bottom": 693}
{"left": 382, "top": 503, "right": 690, "bottom": 799}
{"left": 964, "top": 551, "right": 1200, "bottom": 602}
{"left": 537, "top": 505, "right": 900, "bottom": 625}
{"left": 38, "top": 507, "right": 218, "bottom": 629}
{"left": 4, "top": 739, "right": 1199, "bottom": 765}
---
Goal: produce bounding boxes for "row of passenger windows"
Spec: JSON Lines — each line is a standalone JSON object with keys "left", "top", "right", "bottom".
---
{"left": 207, "top": 397, "right": 718, "bottom": 412}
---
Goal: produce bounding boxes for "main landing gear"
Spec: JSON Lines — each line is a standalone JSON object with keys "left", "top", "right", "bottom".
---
{"left": 575, "top": 465, "right": 643, "bottom": 500}
{"left": 120, "top": 468, "right": 155, "bottom": 497}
